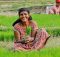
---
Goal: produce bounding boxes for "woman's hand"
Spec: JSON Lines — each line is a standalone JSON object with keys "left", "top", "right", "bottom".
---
{"left": 26, "top": 36, "right": 34, "bottom": 43}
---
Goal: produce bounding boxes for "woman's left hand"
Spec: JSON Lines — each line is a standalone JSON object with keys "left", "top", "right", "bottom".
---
{"left": 26, "top": 36, "right": 34, "bottom": 42}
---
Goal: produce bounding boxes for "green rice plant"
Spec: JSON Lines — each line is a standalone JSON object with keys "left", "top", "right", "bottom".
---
{"left": 0, "top": 32, "right": 4, "bottom": 41}
{"left": 32, "top": 14, "right": 60, "bottom": 28}
{"left": 46, "top": 28, "right": 60, "bottom": 37}
{"left": 26, "top": 26, "right": 31, "bottom": 36}
{"left": 52, "top": 29, "right": 60, "bottom": 37}
{"left": 0, "top": 30, "right": 14, "bottom": 42}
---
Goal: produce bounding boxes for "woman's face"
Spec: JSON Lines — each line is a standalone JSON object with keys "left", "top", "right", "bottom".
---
{"left": 19, "top": 11, "right": 30, "bottom": 22}
{"left": 56, "top": 2, "right": 60, "bottom": 6}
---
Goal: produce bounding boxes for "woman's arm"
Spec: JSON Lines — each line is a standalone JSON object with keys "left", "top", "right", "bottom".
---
{"left": 14, "top": 29, "right": 21, "bottom": 42}
{"left": 26, "top": 21, "right": 38, "bottom": 42}
{"left": 31, "top": 29, "right": 38, "bottom": 38}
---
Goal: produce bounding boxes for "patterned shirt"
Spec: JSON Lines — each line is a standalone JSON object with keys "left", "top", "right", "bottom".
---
{"left": 49, "top": 5, "right": 60, "bottom": 14}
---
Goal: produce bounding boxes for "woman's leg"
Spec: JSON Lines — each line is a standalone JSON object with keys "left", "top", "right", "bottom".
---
{"left": 14, "top": 43, "right": 28, "bottom": 51}
{"left": 32, "top": 28, "right": 50, "bottom": 50}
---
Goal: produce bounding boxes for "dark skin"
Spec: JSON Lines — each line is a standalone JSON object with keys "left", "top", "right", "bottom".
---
{"left": 56, "top": 2, "right": 60, "bottom": 7}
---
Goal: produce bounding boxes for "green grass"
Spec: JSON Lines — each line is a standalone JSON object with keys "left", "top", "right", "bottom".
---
{"left": 0, "top": 14, "right": 60, "bottom": 28}
{"left": 0, "top": 15, "right": 18, "bottom": 27}
{"left": 32, "top": 14, "right": 60, "bottom": 28}
{"left": 0, "top": 47, "right": 60, "bottom": 57}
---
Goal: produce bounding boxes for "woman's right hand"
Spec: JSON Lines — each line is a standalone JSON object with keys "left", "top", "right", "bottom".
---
{"left": 26, "top": 36, "right": 34, "bottom": 43}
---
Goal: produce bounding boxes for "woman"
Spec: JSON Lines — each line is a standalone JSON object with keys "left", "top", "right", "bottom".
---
{"left": 49, "top": 0, "right": 60, "bottom": 14}
{"left": 13, "top": 8, "right": 50, "bottom": 51}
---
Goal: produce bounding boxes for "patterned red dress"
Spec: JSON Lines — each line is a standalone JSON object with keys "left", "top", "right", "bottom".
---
{"left": 49, "top": 6, "right": 60, "bottom": 14}
{"left": 13, "top": 21, "right": 50, "bottom": 51}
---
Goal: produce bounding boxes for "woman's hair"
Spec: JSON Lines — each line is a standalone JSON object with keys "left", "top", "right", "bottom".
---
{"left": 12, "top": 8, "right": 32, "bottom": 26}
{"left": 18, "top": 8, "right": 30, "bottom": 16}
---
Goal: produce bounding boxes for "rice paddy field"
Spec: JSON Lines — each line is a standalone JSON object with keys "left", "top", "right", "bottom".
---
{"left": 0, "top": 14, "right": 60, "bottom": 57}
{"left": 0, "top": 0, "right": 55, "bottom": 8}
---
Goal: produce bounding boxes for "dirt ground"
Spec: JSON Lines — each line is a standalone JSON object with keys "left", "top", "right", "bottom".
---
{"left": 45, "top": 37, "right": 60, "bottom": 47}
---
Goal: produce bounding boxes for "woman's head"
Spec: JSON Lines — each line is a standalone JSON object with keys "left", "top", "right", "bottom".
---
{"left": 18, "top": 8, "right": 32, "bottom": 22}
{"left": 12, "top": 8, "right": 32, "bottom": 26}
{"left": 56, "top": 0, "right": 60, "bottom": 6}
{"left": 56, "top": 0, "right": 60, "bottom": 3}
{"left": 18, "top": 8, "right": 30, "bottom": 15}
